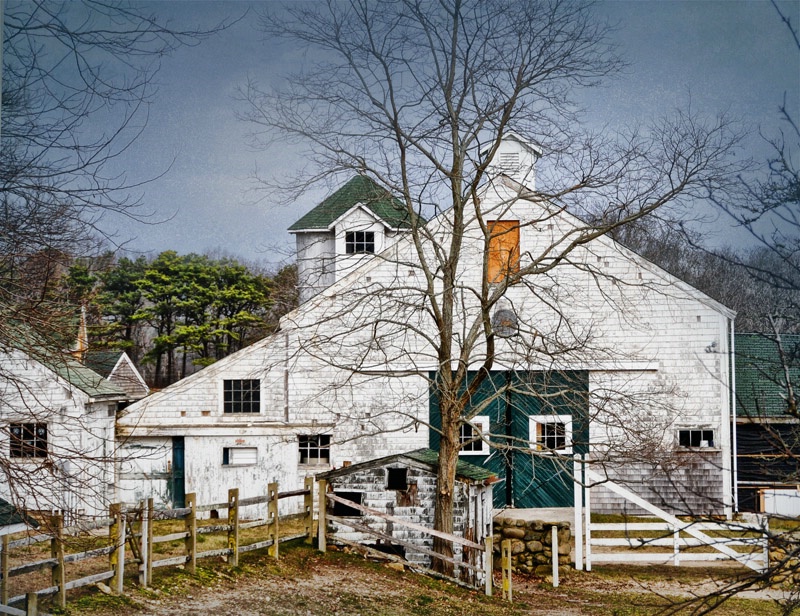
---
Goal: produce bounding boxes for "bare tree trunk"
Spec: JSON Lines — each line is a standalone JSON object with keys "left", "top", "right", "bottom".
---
{"left": 433, "top": 415, "right": 459, "bottom": 575}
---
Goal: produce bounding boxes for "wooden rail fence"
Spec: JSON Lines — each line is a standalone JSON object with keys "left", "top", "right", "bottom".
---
{"left": 318, "top": 486, "right": 494, "bottom": 595}
{"left": 0, "top": 478, "right": 314, "bottom": 613}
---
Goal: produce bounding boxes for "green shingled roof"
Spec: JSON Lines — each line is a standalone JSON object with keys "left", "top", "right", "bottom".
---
{"left": 0, "top": 497, "right": 38, "bottom": 529}
{"left": 46, "top": 354, "right": 126, "bottom": 398}
{"left": 288, "top": 175, "right": 416, "bottom": 232}
{"left": 736, "top": 333, "right": 800, "bottom": 418}
{"left": 405, "top": 448, "right": 497, "bottom": 482}
{"left": 316, "top": 448, "right": 497, "bottom": 484}
{"left": 4, "top": 325, "right": 125, "bottom": 399}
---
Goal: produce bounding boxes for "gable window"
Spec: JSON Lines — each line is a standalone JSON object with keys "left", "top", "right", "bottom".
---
{"left": 9, "top": 423, "right": 47, "bottom": 458}
{"left": 487, "top": 220, "right": 520, "bottom": 282}
{"left": 386, "top": 467, "right": 408, "bottom": 490}
{"left": 223, "top": 379, "right": 260, "bottom": 414}
{"left": 530, "top": 415, "right": 572, "bottom": 454}
{"left": 222, "top": 447, "right": 258, "bottom": 466}
{"left": 459, "top": 416, "right": 490, "bottom": 455}
{"left": 299, "top": 434, "right": 331, "bottom": 465}
{"left": 678, "top": 429, "right": 715, "bottom": 448}
{"left": 345, "top": 231, "right": 375, "bottom": 254}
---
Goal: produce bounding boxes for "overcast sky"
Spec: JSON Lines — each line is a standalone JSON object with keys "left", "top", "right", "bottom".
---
{"left": 100, "top": 0, "right": 800, "bottom": 269}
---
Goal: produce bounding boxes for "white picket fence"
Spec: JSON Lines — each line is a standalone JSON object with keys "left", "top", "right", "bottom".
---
{"left": 572, "top": 457, "right": 769, "bottom": 572}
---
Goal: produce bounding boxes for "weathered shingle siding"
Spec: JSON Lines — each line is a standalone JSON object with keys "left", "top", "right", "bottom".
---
{"left": 0, "top": 349, "right": 117, "bottom": 517}
{"left": 120, "top": 178, "right": 733, "bottom": 515}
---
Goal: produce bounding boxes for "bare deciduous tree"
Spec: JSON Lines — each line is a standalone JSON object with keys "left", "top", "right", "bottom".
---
{"left": 240, "top": 0, "right": 746, "bottom": 575}
{"left": 0, "top": 1, "right": 225, "bottom": 519}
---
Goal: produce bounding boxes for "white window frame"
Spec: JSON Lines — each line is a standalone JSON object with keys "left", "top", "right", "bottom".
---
{"left": 459, "top": 415, "right": 490, "bottom": 456}
{"left": 530, "top": 415, "right": 573, "bottom": 455}
{"left": 222, "top": 446, "right": 258, "bottom": 466}
{"left": 677, "top": 427, "right": 715, "bottom": 449}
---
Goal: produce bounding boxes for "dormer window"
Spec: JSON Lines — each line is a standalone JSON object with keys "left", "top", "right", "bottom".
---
{"left": 345, "top": 231, "right": 375, "bottom": 254}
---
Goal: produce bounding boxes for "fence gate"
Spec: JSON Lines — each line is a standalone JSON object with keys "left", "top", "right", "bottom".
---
{"left": 573, "top": 457, "right": 769, "bottom": 572}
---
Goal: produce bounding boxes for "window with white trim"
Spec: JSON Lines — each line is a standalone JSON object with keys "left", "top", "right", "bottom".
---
{"left": 9, "top": 423, "right": 48, "bottom": 458}
{"left": 459, "top": 416, "right": 490, "bottom": 455}
{"left": 530, "top": 415, "right": 572, "bottom": 454}
{"left": 223, "top": 379, "right": 260, "bottom": 414}
{"left": 222, "top": 447, "right": 258, "bottom": 466}
{"left": 678, "top": 428, "right": 715, "bottom": 448}
{"left": 299, "top": 434, "right": 331, "bottom": 465}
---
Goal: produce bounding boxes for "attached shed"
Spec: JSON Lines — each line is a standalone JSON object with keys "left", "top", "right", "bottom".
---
{"left": 0, "top": 497, "right": 38, "bottom": 536}
{"left": 317, "top": 449, "right": 495, "bottom": 575}
{"left": 735, "top": 333, "right": 800, "bottom": 515}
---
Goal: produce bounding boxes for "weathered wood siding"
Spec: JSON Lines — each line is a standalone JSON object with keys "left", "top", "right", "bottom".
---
{"left": 119, "top": 173, "right": 734, "bottom": 516}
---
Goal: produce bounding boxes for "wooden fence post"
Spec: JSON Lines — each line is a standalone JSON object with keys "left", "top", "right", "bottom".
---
{"left": 484, "top": 535, "right": 493, "bottom": 597}
{"left": 139, "top": 499, "right": 149, "bottom": 588}
{"left": 267, "top": 482, "right": 279, "bottom": 559}
{"left": 185, "top": 493, "right": 196, "bottom": 574}
{"left": 109, "top": 504, "right": 119, "bottom": 593}
{"left": 146, "top": 498, "right": 154, "bottom": 586}
{"left": 317, "top": 479, "right": 327, "bottom": 553}
{"left": 228, "top": 488, "right": 239, "bottom": 568}
{"left": 1, "top": 534, "right": 9, "bottom": 604}
{"left": 584, "top": 464, "right": 592, "bottom": 572}
{"left": 24, "top": 592, "right": 37, "bottom": 616}
{"left": 50, "top": 513, "right": 65, "bottom": 608}
{"left": 573, "top": 454, "right": 583, "bottom": 571}
{"left": 113, "top": 506, "right": 127, "bottom": 595}
{"left": 551, "top": 525, "right": 559, "bottom": 588}
{"left": 304, "top": 477, "right": 314, "bottom": 544}
{"left": 501, "top": 538, "right": 512, "bottom": 602}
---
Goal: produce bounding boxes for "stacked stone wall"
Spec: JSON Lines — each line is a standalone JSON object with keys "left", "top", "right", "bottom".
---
{"left": 493, "top": 518, "right": 571, "bottom": 575}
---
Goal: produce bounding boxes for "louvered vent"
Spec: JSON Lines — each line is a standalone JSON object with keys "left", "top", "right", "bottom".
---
{"left": 498, "top": 152, "right": 520, "bottom": 169}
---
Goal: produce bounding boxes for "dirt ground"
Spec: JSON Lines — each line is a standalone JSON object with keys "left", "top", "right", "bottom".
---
{"left": 58, "top": 543, "right": 795, "bottom": 616}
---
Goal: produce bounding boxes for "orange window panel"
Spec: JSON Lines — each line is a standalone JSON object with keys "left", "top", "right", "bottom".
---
{"left": 487, "top": 220, "right": 520, "bottom": 282}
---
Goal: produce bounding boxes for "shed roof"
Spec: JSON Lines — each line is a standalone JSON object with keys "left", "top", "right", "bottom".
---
{"left": 317, "top": 448, "right": 497, "bottom": 484}
{"left": 0, "top": 497, "right": 38, "bottom": 530}
{"left": 736, "top": 333, "right": 800, "bottom": 418}
{"left": 288, "top": 175, "right": 416, "bottom": 232}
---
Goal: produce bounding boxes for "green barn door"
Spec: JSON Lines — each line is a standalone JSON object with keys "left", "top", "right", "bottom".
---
{"left": 170, "top": 436, "right": 186, "bottom": 508}
{"left": 510, "top": 372, "right": 589, "bottom": 508}
{"left": 429, "top": 371, "right": 589, "bottom": 509}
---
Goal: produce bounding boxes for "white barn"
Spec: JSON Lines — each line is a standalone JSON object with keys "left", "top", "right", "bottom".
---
{"left": 0, "top": 344, "right": 125, "bottom": 519}
{"left": 117, "top": 135, "right": 735, "bottom": 518}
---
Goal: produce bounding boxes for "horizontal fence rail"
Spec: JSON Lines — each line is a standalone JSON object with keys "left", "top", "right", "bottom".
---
{"left": 1, "top": 479, "right": 314, "bottom": 614}
{"left": 320, "top": 488, "right": 493, "bottom": 596}
{"left": 573, "top": 458, "right": 770, "bottom": 573}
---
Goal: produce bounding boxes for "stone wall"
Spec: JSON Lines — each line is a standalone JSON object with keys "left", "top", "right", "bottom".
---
{"left": 493, "top": 517, "right": 571, "bottom": 575}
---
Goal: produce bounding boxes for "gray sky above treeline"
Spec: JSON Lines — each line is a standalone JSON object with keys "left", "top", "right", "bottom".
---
{"left": 99, "top": 0, "right": 800, "bottom": 269}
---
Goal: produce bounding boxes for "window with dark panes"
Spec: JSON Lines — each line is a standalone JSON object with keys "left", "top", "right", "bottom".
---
{"left": 345, "top": 231, "right": 375, "bottom": 254}
{"left": 459, "top": 416, "right": 489, "bottom": 454}
{"left": 678, "top": 429, "right": 714, "bottom": 448}
{"left": 9, "top": 423, "right": 47, "bottom": 458}
{"left": 299, "top": 434, "right": 331, "bottom": 464}
{"left": 223, "top": 379, "right": 260, "bottom": 413}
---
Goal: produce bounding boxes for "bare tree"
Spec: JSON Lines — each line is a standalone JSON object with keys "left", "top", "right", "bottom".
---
{"left": 240, "top": 0, "right": 745, "bottom": 574}
{"left": 0, "top": 1, "right": 225, "bottom": 519}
